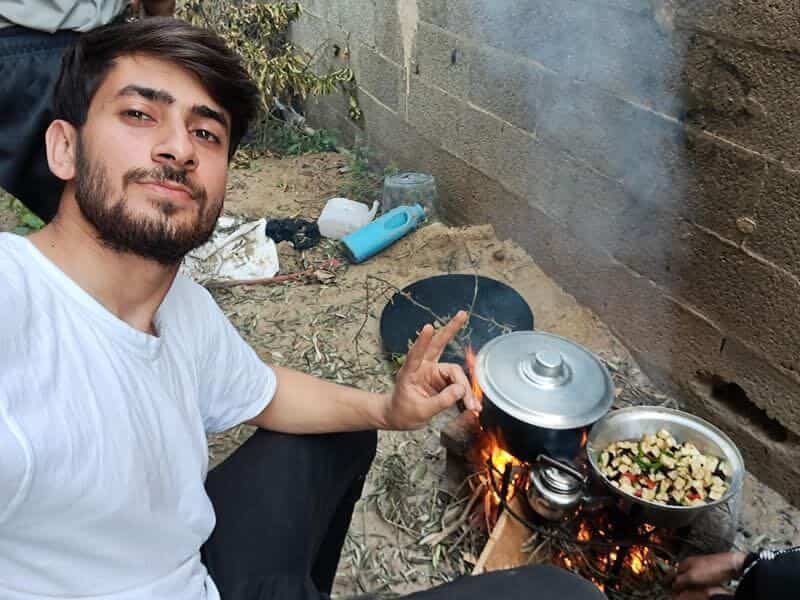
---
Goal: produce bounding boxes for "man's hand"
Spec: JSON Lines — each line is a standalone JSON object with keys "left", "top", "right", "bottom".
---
{"left": 669, "top": 552, "right": 747, "bottom": 600}
{"left": 381, "top": 311, "right": 480, "bottom": 430}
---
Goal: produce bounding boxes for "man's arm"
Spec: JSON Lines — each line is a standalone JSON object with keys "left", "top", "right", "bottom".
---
{"left": 247, "top": 366, "right": 391, "bottom": 434}
{"left": 247, "top": 312, "right": 478, "bottom": 434}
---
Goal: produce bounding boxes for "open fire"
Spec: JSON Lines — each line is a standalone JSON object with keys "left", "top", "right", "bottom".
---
{"left": 466, "top": 427, "right": 675, "bottom": 597}
{"left": 462, "top": 345, "right": 676, "bottom": 598}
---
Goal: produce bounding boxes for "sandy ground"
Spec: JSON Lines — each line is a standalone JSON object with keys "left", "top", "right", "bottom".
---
{"left": 2, "top": 152, "right": 799, "bottom": 598}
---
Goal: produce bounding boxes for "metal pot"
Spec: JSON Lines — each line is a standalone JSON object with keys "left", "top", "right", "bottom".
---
{"left": 475, "top": 331, "right": 615, "bottom": 464}
{"left": 586, "top": 406, "right": 745, "bottom": 529}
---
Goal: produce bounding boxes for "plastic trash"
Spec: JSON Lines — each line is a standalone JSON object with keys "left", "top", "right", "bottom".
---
{"left": 342, "top": 204, "right": 426, "bottom": 263}
{"left": 317, "top": 197, "right": 379, "bottom": 240}
{"left": 182, "top": 217, "right": 279, "bottom": 284}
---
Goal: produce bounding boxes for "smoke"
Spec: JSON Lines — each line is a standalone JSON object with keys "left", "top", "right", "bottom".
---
{"left": 459, "top": 0, "right": 689, "bottom": 275}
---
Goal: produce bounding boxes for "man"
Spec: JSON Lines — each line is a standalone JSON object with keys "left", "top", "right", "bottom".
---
{"left": 0, "top": 17, "right": 605, "bottom": 600}
{"left": 0, "top": 1, "right": 175, "bottom": 222}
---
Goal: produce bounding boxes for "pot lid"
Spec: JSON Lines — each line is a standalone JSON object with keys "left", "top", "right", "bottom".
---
{"left": 475, "top": 331, "right": 613, "bottom": 430}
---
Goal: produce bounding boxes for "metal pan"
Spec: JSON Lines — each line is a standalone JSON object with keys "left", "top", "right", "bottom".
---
{"left": 586, "top": 406, "right": 745, "bottom": 529}
{"left": 379, "top": 274, "right": 534, "bottom": 364}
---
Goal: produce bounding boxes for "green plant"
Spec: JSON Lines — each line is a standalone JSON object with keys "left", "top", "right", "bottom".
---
{"left": 266, "top": 125, "right": 338, "bottom": 156}
{"left": 3, "top": 195, "right": 44, "bottom": 235}
{"left": 338, "top": 146, "right": 398, "bottom": 203}
{"left": 178, "top": 1, "right": 360, "bottom": 154}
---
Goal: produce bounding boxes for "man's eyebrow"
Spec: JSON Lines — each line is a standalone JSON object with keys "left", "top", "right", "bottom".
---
{"left": 191, "top": 104, "right": 229, "bottom": 132}
{"left": 117, "top": 84, "right": 175, "bottom": 104}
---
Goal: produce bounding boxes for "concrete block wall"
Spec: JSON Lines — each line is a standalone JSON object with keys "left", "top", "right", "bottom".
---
{"left": 289, "top": 0, "right": 800, "bottom": 504}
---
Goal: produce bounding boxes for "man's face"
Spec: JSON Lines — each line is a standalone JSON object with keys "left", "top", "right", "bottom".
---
{"left": 73, "top": 54, "right": 231, "bottom": 265}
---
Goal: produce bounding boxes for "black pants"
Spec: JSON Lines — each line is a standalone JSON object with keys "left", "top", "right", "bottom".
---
{"left": 0, "top": 26, "right": 75, "bottom": 222}
{"left": 201, "top": 428, "right": 606, "bottom": 600}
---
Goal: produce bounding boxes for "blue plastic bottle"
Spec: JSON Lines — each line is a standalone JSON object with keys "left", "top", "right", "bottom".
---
{"left": 342, "top": 204, "right": 426, "bottom": 263}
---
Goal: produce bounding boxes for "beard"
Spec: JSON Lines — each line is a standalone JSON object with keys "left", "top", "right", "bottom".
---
{"left": 74, "top": 136, "right": 222, "bottom": 266}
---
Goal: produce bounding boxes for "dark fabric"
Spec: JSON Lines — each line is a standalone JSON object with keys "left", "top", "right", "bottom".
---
{"left": 0, "top": 26, "right": 76, "bottom": 222}
{"left": 264, "top": 218, "right": 321, "bottom": 250}
{"left": 735, "top": 548, "right": 800, "bottom": 599}
{"left": 202, "top": 427, "right": 606, "bottom": 600}
{"left": 401, "top": 565, "right": 607, "bottom": 600}
{"left": 202, "top": 428, "right": 378, "bottom": 599}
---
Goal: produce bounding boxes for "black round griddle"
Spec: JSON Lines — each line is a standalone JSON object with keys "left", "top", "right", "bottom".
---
{"left": 379, "top": 274, "right": 534, "bottom": 364}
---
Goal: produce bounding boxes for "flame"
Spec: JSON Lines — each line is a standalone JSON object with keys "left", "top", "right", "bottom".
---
{"left": 627, "top": 546, "right": 651, "bottom": 576}
{"left": 464, "top": 345, "right": 483, "bottom": 403}
{"left": 579, "top": 429, "right": 589, "bottom": 448}
{"left": 468, "top": 427, "right": 523, "bottom": 529}
{"left": 577, "top": 522, "right": 592, "bottom": 542}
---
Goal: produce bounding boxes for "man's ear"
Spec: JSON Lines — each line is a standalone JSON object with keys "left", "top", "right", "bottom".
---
{"left": 45, "top": 120, "right": 79, "bottom": 181}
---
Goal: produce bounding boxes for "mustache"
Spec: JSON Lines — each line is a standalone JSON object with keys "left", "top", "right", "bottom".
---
{"left": 123, "top": 166, "right": 206, "bottom": 201}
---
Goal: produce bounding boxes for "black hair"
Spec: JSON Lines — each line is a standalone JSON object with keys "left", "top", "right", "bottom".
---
{"left": 53, "top": 17, "right": 260, "bottom": 158}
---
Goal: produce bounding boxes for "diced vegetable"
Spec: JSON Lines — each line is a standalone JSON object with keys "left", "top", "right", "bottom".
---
{"left": 599, "top": 429, "right": 731, "bottom": 507}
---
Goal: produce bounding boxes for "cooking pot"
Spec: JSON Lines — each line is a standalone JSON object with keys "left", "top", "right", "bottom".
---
{"left": 475, "top": 331, "right": 614, "bottom": 464}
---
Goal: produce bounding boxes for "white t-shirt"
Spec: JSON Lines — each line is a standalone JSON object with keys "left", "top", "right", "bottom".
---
{"left": 0, "top": 233, "right": 276, "bottom": 600}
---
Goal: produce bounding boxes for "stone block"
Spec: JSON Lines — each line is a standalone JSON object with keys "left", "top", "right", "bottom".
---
{"left": 467, "top": 43, "right": 544, "bottom": 135}
{"left": 445, "top": 0, "right": 685, "bottom": 115}
{"left": 413, "top": 21, "right": 472, "bottom": 99}
{"left": 417, "top": 0, "right": 449, "bottom": 28}
{"left": 674, "top": 0, "right": 800, "bottom": 54}
{"left": 353, "top": 43, "right": 403, "bottom": 113}
{"left": 717, "top": 337, "right": 800, "bottom": 438}
{"left": 305, "top": 95, "right": 360, "bottom": 147}
{"left": 680, "top": 130, "right": 765, "bottom": 244}
{"left": 746, "top": 163, "right": 800, "bottom": 279}
{"left": 684, "top": 35, "right": 800, "bottom": 169}
{"left": 603, "top": 198, "right": 800, "bottom": 377}
{"left": 328, "top": 0, "right": 377, "bottom": 47}
{"left": 682, "top": 378, "right": 800, "bottom": 507}
{"left": 289, "top": 12, "right": 329, "bottom": 54}
{"left": 374, "top": 0, "right": 405, "bottom": 65}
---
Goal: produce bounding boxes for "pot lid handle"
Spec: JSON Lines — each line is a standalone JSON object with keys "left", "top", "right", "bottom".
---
{"left": 521, "top": 350, "right": 571, "bottom": 387}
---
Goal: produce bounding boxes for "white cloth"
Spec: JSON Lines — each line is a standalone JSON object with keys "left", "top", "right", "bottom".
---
{"left": 0, "top": 233, "right": 276, "bottom": 599}
{"left": 0, "top": 0, "right": 127, "bottom": 32}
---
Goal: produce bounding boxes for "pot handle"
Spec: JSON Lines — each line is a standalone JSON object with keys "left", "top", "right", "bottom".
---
{"left": 536, "top": 454, "right": 588, "bottom": 485}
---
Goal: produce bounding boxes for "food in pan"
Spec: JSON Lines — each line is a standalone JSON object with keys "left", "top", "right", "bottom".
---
{"left": 599, "top": 429, "right": 732, "bottom": 506}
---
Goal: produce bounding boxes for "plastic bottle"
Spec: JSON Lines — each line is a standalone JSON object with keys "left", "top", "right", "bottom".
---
{"left": 317, "top": 197, "right": 379, "bottom": 240}
{"left": 342, "top": 204, "right": 426, "bottom": 263}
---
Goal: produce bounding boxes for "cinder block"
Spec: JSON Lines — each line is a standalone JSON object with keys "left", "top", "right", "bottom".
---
{"left": 682, "top": 378, "right": 800, "bottom": 507}
{"left": 684, "top": 35, "right": 800, "bottom": 169}
{"left": 295, "top": 0, "right": 328, "bottom": 20}
{"left": 328, "top": 0, "right": 377, "bottom": 47}
{"left": 289, "top": 12, "right": 329, "bottom": 55}
{"left": 374, "top": 0, "right": 404, "bottom": 65}
{"left": 746, "top": 163, "right": 800, "bottom": 280}
{"left": 353, "top": 43, "right": 403, "bottom": 113}
{"left": 467, "top": 43, "right": 544, "bottom": 135}
{"left": 413, "top": 21, "right": 472, "bottom": 99}
{"left": 417, "top": 0, "right": 449, "bottom": 29}
{"left": 680, "top": 130, "right": 765, "bottom": 244}
{"left": 674, "top": 0, "right": 800, "bottom": 54}
{"left": 718, "top": 336, "right": 800, "bottom": 438}
{"left": 445, "top": 0, "right": 685, "bottom": 115}
{"left": 304, "top": 96, "right": 359, "bottom": 147}
{"left": 668, "top": 225, "right": 800, "bottom": 371}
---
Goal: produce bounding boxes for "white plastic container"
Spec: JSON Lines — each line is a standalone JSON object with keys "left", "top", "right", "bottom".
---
{"left": 317, "top": 197, "right": 379, "bottom": 240}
